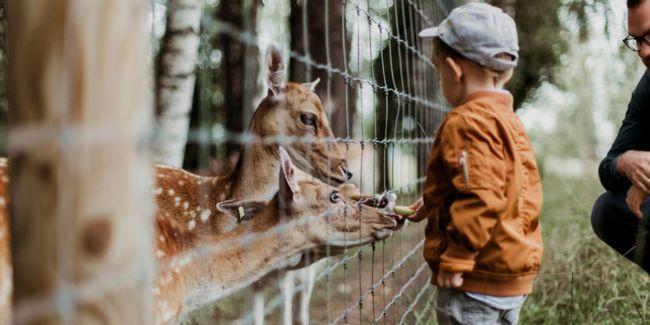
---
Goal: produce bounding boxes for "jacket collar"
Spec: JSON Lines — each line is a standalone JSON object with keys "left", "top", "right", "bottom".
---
{"left": 460, "top": 90, "right": 514, "bottom": 112}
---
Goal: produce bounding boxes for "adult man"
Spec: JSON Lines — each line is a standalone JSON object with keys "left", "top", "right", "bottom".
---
{"left": 591, "top": 0, "right": 650, "bottom": 272}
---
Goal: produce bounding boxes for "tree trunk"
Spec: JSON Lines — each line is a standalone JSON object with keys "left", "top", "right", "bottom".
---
{"left": 218, "top": 0, "right": 260, "bottom": 157}
{"left": 153, "top": 0, "right": 203, "bottom": 166}
{"left": 6, "top": 0, "right": 154, "bottom": 323}
{"left": 289, "top": 0, "right": 354, "bottom": 138}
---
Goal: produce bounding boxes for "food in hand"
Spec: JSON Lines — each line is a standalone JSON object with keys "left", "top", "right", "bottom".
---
{"left": 394, "top": 205, "right": 416, "bottom": 216}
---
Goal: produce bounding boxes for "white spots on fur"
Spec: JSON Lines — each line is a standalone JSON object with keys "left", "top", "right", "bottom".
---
{"left": 0, "top": 198, "right": 5, "bottom": 207}
{"left": 0, "top": 158, "right": 7, "bottom": 166}
{"left": 158, "top": 235, "right": 165, "bottom": 243}
{"left": 156, "top": 250, "right": 165, "bottom": 258}
{"left": 200, "top": 209, "right": 211, "bottom": 222}
{"left": 188, "top": 220, "right": 196, "bottom": 230}
{"left": 189, "top": 211, "right": 196, "bottom": 218}
{"left": 183, "top": 201, "right": 189, "bottom": 210}
{"left": 174, "top": 197, "right": 181, "bottom": 207}
{"left": 154, "top": 188, "right": 163, "bottom": 196}
{"left": 178, "top": 256, "right": 192, "bottom": 267}
{"left": 168, "top": 189, "right": 175, "bottom": 196}
{"left": 204, "top": 194, "right": 209, "bottom": 200}
{"left": 178, "top": 181, "right": 185, "bottom": 186}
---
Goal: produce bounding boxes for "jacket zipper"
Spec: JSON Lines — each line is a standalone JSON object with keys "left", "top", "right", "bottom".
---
{"left": 459, "top": 150, "right": 470, "bottom": 183}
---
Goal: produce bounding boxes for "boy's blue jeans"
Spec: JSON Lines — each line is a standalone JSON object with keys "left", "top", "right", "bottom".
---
{"left": 435, "top": 288, "right": 522, "bottom": 325}
{"left": 591, "top": 191, "right": 650, "bottom": 273}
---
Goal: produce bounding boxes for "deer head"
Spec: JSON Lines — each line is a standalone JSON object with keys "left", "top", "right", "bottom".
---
{"left": 248, "top": 45, "right": 351, "bottom": 186}
{"left": 218, "top": 148, "right": 398, "bottom": 248}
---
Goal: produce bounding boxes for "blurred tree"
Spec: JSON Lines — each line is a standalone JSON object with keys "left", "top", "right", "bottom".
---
{"left": 487, "top": 0, "right": 611, "bottom": 108}
{"left": 154, "top": 0, "right": 204, "bottom": 166}
{"left": 289, "top": 0, "right": 354, "bottom": 138}
{"left": 183, "top": 0, "right": 261, "bottom": 171}
{"left": 0, "top": 1, "right": 6, "bottom": 155}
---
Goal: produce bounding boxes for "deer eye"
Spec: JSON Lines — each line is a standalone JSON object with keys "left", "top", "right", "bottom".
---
{"left": 329, "top": 191, "right": 341, "bottom": 203}
{"left": 300, "top": 112, "right": 317, "bottom": 127}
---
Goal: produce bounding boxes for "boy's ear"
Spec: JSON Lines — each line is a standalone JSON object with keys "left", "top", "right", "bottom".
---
{"left": 445, "top": 57, "right": 463, "bottom": 82}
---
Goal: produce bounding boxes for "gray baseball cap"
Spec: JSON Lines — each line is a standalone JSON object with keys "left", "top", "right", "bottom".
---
{"left": 419, "top": 2, "right": 519, "bottom": 71}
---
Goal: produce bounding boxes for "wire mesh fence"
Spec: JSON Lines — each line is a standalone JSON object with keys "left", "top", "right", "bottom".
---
{"left": 4, "top": 0, "right": 650, "bottom": 324}
{"left": 153, "top": 0, "right": 455, "bottom": 323}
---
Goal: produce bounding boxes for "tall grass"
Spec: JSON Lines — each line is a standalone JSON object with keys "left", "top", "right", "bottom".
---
{"left": 424, "top": 173, "right": 650, "bottom": 324}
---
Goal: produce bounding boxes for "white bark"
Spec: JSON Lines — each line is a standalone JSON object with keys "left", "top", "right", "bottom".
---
{"left": 153, "top": 0, "right": 203, "bottom": 166}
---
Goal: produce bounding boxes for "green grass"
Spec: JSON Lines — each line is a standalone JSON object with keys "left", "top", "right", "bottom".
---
{"left": 423, "top": 173, "right": 650, "bottom": 324}
{"left": 181, "top": 173, "right": 650, "bottom": 324}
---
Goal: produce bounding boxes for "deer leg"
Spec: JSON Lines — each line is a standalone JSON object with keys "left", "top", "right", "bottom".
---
{"left": 253, "top": 291, "right": 265, "bottom": 325}
{"left": 280, "top": 272, "right": 295, "bottom": 325}
{"left": 297, "top": 261, "right": 321, "bottom": 325}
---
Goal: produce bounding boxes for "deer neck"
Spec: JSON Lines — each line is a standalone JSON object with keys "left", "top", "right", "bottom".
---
{"left": 227, "top": 144, "right": 279, "bottom": 201}
{"left": 176, "top": 205, "right": 309, "bottom": 314}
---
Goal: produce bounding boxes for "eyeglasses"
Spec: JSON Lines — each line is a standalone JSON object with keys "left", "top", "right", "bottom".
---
{"left": 623, "top": 34, "right": 650, "bottom": 52}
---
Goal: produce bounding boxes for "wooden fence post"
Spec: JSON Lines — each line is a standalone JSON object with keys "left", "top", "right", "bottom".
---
{"left": 6, "top": 0, "right": 154, "bottom": 323}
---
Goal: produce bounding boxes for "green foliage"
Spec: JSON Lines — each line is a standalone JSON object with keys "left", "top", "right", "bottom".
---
{"left": 488, "top": 0, "right": 613, "bottom": 108}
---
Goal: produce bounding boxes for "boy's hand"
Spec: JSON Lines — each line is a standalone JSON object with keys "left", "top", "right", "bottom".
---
{"left": 404, "top": 197, "right": 427, "bottom": 222}
{"left": 627, "top": 185, "right": 648, "bottom": 219}
{"left": 436, "top": 270, "right": 464, "bottom": 288}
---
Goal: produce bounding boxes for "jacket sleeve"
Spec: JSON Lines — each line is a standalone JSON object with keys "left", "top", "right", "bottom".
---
{"left": 598, "top": 71, "right": 650, "bottom": 193}
{"left": 437, "top": 113, "right": 508, "bottom": 273}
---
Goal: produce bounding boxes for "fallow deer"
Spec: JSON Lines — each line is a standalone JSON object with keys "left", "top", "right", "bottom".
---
{"left": 153, "top": 45, "right": 354, "bottom": 323}
{"left": 0, "top": 45, "right": 360, "bottom": 323}
{"left": 154, "top": 44, "right": 352, "bottom": 237}
{"left": 154, "top": 149, "right": 400, "bottom": 323}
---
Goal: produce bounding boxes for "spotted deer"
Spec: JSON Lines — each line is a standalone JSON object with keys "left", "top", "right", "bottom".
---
{"left": 154, "top": 45, "right": 354, "bottom": 324}
{"left": 154, "top": 44, "right": 352, "bottom": 237}
{"left": 154, "top": 149, "right": 400, "bottom": 323}
{"left": 0, "top": 45, "right": 357, "bottom": 323}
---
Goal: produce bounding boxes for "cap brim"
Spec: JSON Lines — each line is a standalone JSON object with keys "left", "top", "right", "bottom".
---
{"left": 418, "top": 27, "right": 439, "bottom": 38}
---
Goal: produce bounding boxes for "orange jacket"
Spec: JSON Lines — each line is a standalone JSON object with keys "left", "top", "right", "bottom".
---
{"left": 422, "top": 91, "right": 543, "bottom": 296}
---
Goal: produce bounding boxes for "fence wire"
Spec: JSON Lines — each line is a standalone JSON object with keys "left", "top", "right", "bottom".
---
{"left": 8, "top": 0, "right": 646, "bottom": 324}
{"left": 177, "top": 0, "right": 454, "bottom": 323}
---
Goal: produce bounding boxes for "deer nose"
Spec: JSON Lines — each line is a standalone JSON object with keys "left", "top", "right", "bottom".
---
{"left": 342, "top": 167, "right": 353, "bottom": 180}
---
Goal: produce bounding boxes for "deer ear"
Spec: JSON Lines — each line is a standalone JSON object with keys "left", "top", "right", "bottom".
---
{"left": 217, "top": 199, "right": 267, "bottom": 223}
{"left": 278, "top": 147, "right": 300, "bottom": 202}
{"left": 302, "top": 78, "right": 320, "bottom": 92}
{"left": 265, "top": 44, "right": 286, "bottom": 96}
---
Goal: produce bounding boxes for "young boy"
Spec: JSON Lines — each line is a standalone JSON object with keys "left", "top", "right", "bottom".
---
{"left": 406, "top": 3, "right": 543, "bottom": 324}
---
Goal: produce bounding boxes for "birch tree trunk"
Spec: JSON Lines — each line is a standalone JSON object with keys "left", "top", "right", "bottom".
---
{"left": 153, "top": 0, "right": 203, "bottom": 167}
{"left": 7, "top": 0, "right": 154, "bottom": 323}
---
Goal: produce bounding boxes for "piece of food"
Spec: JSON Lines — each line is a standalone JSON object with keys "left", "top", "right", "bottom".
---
{"left": 394, "top": 205, "right": 416, "bottom": 216}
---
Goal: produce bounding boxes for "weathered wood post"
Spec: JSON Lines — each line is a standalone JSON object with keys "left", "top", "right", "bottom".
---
{"left": 6, "top": 0, "right": 154, "bottom": 323}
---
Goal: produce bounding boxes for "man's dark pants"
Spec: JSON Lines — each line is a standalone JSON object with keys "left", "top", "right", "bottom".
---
{"left": 591, "top": 191, "right": 650, "bottom": 273}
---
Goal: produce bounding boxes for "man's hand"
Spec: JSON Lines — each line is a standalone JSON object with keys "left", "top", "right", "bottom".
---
{"left": 405, "top": 197, "right": 427, "bottom": 222}
{"left": 627, "top": 185, "right": 649, "bottom": 219}
{"left": 617, "top": 150, "right": 650, "bottom": 193}
{"left": 436, "top": 270, "right": 464, "bottom": 288}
